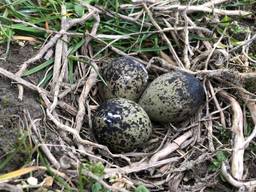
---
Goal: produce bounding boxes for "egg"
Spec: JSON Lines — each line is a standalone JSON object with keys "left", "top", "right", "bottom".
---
{"left": 139, "top": 71, "right": 205, "bottom": 124}
{"left": 93, "top": 98, "right": 152, "bottom": 153}
{"left": 100, "top": 56, "right": 148, "bottom": 101}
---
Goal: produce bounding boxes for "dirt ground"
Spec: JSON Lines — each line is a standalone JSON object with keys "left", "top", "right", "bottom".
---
{"left": 0, "top": 44, "right": 42, "bottom": 172}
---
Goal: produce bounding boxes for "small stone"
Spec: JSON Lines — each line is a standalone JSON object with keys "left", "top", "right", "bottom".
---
{"left": 27, "top": 177, "right": 38, "bottom": 186}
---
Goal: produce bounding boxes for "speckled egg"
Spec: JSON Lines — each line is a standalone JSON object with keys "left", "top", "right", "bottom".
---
{"left": 100, "top": 56, "right": 148, "bottom": 101}
{"left": 139, "top": 71, "right": 205, "bottom": 124}
{"left": 93, "top": 98, "right": 152, "bottom": 153}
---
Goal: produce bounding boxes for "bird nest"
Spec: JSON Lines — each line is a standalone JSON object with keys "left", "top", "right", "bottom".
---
{"left": 0, "top": 0, "right": 255, "bottom": 191}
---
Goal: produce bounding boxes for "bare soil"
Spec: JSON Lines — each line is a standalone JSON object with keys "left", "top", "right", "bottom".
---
{"left": 0, "top": 43, "right": 42, "bottom": 172}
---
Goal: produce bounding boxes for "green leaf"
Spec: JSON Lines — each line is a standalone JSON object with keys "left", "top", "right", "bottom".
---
{"left": 216, "top": 151, "right": 227, "bottom": 162}
{"left": 4, "top": 0, "right": 28, "bottom": 19}
{"left": 216, "top": 42, "right": 228, "bottom": 49}
{"left": 0, "top": 25, "right": 14, "bottom": 41}
{"left": 68, "top": 39, "right": 86, "bottom": 55}
{"left": 230, "top": 37, "right": 243, "bottom": 46}
{"left": 10, "top": 24, "right": 39, "bottom": 33}
{"left": 74, "top": 4, "right": 85, "bottom": 17}
{"left": 0, "top": 150, "right": 17, "bottom": 171}
{"left": 134, "top": 185, "right": 150, "bottom": 192}
{"left": 91, "top": 162, "right": 105, "bottom": 176}
{"left": 0, "top": 16, "right": 12, "bottom": 25}
{"left": 39, "top": 70, "right": 53, "bottom": 88}
{"left": 208, "top": 151, "right": 228, "bottom": 172}
{"left": 91, "top": 182, "right": 103, "bottom": 192}
{"left": 22, "top": 59, "right": 54, "bottom": 76}
{"left": 220, "top": 15, "right": 232, "bottom": 27}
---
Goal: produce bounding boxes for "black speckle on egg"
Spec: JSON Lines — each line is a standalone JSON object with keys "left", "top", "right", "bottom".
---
{"left": 93, "top": 98, "right": 152, "bottom": 153}
{"left": 139, "top": 71, "right": 205, "bottom": 124}
{"left": 100, "top": 56, "right": 148, "bottom": 101}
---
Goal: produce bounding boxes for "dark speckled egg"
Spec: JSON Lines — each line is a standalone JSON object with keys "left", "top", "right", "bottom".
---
{"left": 93, "top": 98, "right": 152, "bottom": 153}
{"left": 139, "top": 71, "right": 205, "bottom": 124}
{"left": 100, "top": 56, "right": 148, "bottom": 101}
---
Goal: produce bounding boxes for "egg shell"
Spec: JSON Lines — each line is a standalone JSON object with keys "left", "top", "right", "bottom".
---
{"left": 139, "top": 71, "right": 205, "bottom": 123}
{"left": 93, "top": 98, "right": 152, "bottom": 153}
{"left": 100, "top": 56, "right": 148, "bottom": 101}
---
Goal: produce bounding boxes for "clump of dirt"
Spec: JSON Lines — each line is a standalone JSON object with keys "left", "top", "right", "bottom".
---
{"left": 0, "top": 44, "right": 42, "bottom": 172}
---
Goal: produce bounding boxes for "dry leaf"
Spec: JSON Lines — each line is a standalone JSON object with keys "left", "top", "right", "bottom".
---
{"left": 42, "top": 176, "right": 53, "bottom": 187}
{"left": 12, "top": 36, "right": 38, "bottom": 42}
{"left": 0, "top": 166, "right": 41, "bottom": 183}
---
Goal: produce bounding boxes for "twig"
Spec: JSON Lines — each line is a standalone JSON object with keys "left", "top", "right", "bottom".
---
{"left": 204, "top": 27, "right": 227, "bottom": 70}
{"left": 185, "top": 16, "right": 212, "bottom": 51}
{"left": 0, "top": 183, "right": 22, "bottom": 192}
{"left": 118, "top": 0, "right": 252, "bottom": 16}
{"left": 148, "top": 57, "right": 192, "bottom": 74}
{"left": 154, "top": 5, "right": 252, "bottom": 16}
{"left": 29, "top": 117, "right": 61, "bottom": 169}
{"left": 182, "top": 5, "right": 252, "bottom": 16}
{"left": 244, "top": 101, "right": 256, "bottom": 125}
{"left": 230, "top": 34, "right": 256, "bottom": 52}
{"left": 202, "top": 0, "right": 230, "bottom": 7}
{"left": 182, "top": 11, "right": 192, "bottom": 69}
{"left": 205, "top": 116, "right": 215, "bottom": 152}
{"left": 90, "top": 3, "right": 152, "bottom": 27}
{"left": 239, "top": 93, "right": 256, "bottom": 149}
{"left": 0, "top": 67, "right": 47, "bottom": 94}
{"left": 51, "top": 5, "right": 66, "bottom": 89}
{"left": 58, "top": 79, "right": 86, "bottom": 99}
{"left": 105, "top": 157, "right": 180, "bottom": 176}
{"left": 169, "top": 153, "right": 211, "bottom": 173}
{"left": 50, "top": 43, "right": 69, "bottom": 112}
{"left": 0, "top": 66, "right": 82, "bottom": 119}
{"left": 86, "top": 100, "right": 93, "bottom": 129}
{"left": 150, "top": 130, "right": 193, "bottom": 163}
{"left": 143, "top": 3, "right": 184, "bottom": 68}
{"left": 219, "top": 91, "right": 244, "bottom": 180}
{"left": 16, "top": 33, "right": 61, "bottom": 100}
{"left": 15, "top": 10, "right": 96, "bottom": 100}
{"left": 221, "top": 162, "right": 256, "bottom": 188}
{"left": 242, "top": 125, "right": 256, "bottom": 149}
{"left": 163, "top": 19, "right": 181, "bottom": 49}
{"left": 81, "top": 8, "right": 100, "bottom": 55}
{"left": 75, "top": 63, "right": 98, "bottom": 132}
{"left": 50, "top": 4, "right": 68, "bottom": 112}
{"left": 207, "top": 81, "right": 226, "bottom": 128}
